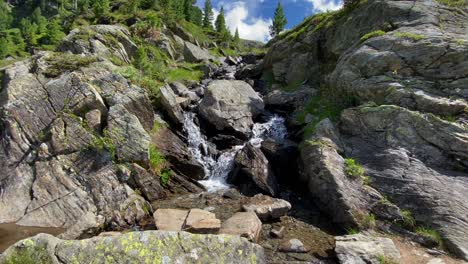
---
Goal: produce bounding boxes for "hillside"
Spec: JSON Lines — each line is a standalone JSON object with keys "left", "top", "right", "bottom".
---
{"left": 0, "top": 0, "right": 467, "bottom": 263}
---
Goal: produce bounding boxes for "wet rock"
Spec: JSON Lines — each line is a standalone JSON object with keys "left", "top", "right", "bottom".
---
{"left": 0, "top": 231, "right": 266, "bottom": 264}
{"left": 261, "top": 139, "right": 299, "bottom": 185}
{"left": 151, "top": 126, "right": 205, "bottom": 181}
{"left": 220, "top": 212, "right": 262, "bottom": 242}
{"left": 335, "top": 234, "right": 401, "bottom": 264}
{"left": 264, "top": 89, "right": 315, "bottom": 112}
{"left": 199, "top": 80, "right": 264, "bottom": 138}
{"left": 230, "top": 143, "right": 278, "bottom": 196}
{"left": 107, "top": 104, "right": 150, "bottom": 163}
{"left": 183, "top": 209, "right": 221, "bottom": 234}
{"left": 279, "top": 239, "right": 310, "bottom": 253}
{"left": 243, "top": 194, "right": 291, "bottom": 220}
{"left": 183, "top": 41, "right": 215, "bottom": 63}
{"left": 153, "top": 209, "right": 188, "bottom": 231}
{"left": 129, "top": 164, "right": 166, "bottom": 201}
{"left": 222, "top": 188, "right": 242, "bottom": 200}
{"left": 159, "top": 84, "right": 185, "bottom": 127}
{"left": 169, "top": 82, "right": 200, "bottom": 103}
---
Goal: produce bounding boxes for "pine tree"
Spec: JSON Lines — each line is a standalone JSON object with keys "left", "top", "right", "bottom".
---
{"left": 0, "top": 0, "right": 12, "bottom": 31}
{"left": 31, "top": 7, "right": 48, "bottom": 34}
{"left": 183, "top": 0, "right": 196, "bottom": 21}
{"left": 191, "top": 6, "right": 203, "bottom": 26}
{"left": 0, "top": 37, "right": 8, "bottom": 59}
{"left": 45, "top": 18, "right": 65, "bottom": 45}
{"left": 269, "top": 1, "right": 287, "bottom": 38}
{"left": 202, "top": 0, "right": 213, "bottom": 29}
{"left": 93, "top": 0, "right": 110, "bottom": 18}
{"left": 20, "top": 18, "right": 39, "bottom": 46}
{"left": 234, "top": 27, "right": 240, "bottom": 44}
{"left": 215, "top": 6, "right": 226, "bottom": 33}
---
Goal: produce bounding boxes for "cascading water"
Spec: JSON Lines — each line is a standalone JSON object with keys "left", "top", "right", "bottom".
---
{"left": 183, "top": 112, "right": 287, "bottom": 192}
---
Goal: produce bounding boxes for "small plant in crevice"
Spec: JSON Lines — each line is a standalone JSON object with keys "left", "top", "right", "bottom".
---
{"left": 149, "top": 144, "right": 172, "bottom": 186}
{"left": 346, "top": 228, "right": 360, "bottom": 235}
{"left": 398, "top": 209, "right": 416, "bottom": 229}
{"left": 344, "top": 158, "right": 365, "bottom": 179}
{"left": 90, "top": 128, "right": 119, "bottom": 161}
{"left": 360, "top": 30, "right": 386, "bottom": 43}
{"left": 377, "top": 255, "right": 399, "bottom": 264}
{"left": 353, "top": 210, "right": 376, "bottom": 230}
{"left": 415, "top": 227, "right": 443, "bottom": 247}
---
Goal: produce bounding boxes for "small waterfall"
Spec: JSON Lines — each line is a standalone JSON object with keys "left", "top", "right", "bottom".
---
{"left": 183, "top": 112, "right": 287, "bottom": 192}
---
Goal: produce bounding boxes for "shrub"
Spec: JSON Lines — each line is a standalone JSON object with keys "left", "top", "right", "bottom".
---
{"left": 344, "top": 158, "right": 365, "bottom": 179}
{"left": 360, "top": 30, "right": 386, "bottom": 43}
{"left": 415, "top": 227, "right": 443, "bottom": 247}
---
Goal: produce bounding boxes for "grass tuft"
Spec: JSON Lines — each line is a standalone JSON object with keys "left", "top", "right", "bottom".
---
{"left": 394, "top": 32, "right": 425, "bottom": 41}
{"left": 360, "top": 30, "right": 386, "bottom": 43}
{"left": 415, "top": 227, "right": 443, "bottom": 247}
{"left": 344, "top": 158, "right": 365, "bottom": 179}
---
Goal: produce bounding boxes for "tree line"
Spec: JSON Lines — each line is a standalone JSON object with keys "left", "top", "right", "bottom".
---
{"left": 0, "top": 0, "right": 241, "bottom": 60}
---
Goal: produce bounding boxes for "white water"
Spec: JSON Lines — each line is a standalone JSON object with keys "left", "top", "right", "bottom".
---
{"left": 183, "top": 112, "right": 287, "bottom": 192}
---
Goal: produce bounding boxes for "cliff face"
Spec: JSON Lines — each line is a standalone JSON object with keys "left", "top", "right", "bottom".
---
{"left": 264, "top": 0, "right": 468, "bottom": 260}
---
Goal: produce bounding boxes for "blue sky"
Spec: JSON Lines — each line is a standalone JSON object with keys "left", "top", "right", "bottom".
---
{"left": 195, "top": 0, "right": 343, "bottom": 42}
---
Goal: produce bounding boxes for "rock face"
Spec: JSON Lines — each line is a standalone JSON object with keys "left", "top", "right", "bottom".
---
{"left": 335, "top": 234, "right": 401, "bottom": 264}
{"left": 184, "top": 209, "right": 221, "bottom": 234}
{"left": 242, "top": 194, "right": 291, "bottom": 220}
{"left": 0, "top": 232, "right": 266, "bottom": 264}
{"left": 230, "top": 143, "right": 278, "bottom": 196}
{"left": 159, "top": 84, "right": 185, "bottom": 127}
{"left": 199, "top": 80, "right": 265, "bottom": 138}
{"left": 264, "top": 0, "right": 468, "bottom": 260}
{"left": 58, "top": 25, "right": 137, "bottom": 63}
{"left": 220, "top": 212, "right": 262, "bottom": 242}
{"left": 0, "top": 52, "right": 155, "bottom": 238}
{"left": 154, "top": 209, "right": 189, "bottom": 231}
{"left": 183, "top": 41, "right": 215, "bottom": 63}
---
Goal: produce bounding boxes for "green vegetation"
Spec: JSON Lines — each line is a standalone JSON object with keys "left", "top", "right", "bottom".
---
{"left": 149, "top": 144, "right": 173, "bottom": 186}
{"left": 346, "top": 228, "right": 360, "bottom": 235}
{"left": 400, "top": 209, "right": 416, "bottom": 229}
{"left": 435, "top": 0, "right": 467, "bottom": 7}
{"left": 344, "top": 158, "right": 365, "bottom": 179}
{"left": 167, "top": 63, "right": 204, "bottom": 83}
{"left": 2, "top": 239, "right": 53, "bottom": 264}
{"left": 354, "top": 210, "right": 376, "bottom": 230}
{"left": 360, "top": 30, "right": 386, "bottom": 43}
{"left": 215, "top": 7, "right": 231, "bottom": 42}
{"left": 44, "top": 53, "right": 98, "bottom": 77}
{"left": 377, "top": 255, "right": 399, "bottom": 264}
{"left": 270, "top": 1, "right": 288, "bottom": 38}
{"left": 300, "top": 95, "right": 344, "bottom": 138}
{"left": 202, "top": 0, "right": 214, "bottom": 30}
{"left": 415, "top": 227, "right": 443, "bottom": 247}
{"left": 394, "top": 32, "right": 426, "bottom": 41}
{"left": 90, "top": 129, "right": 118, "bottom": 161}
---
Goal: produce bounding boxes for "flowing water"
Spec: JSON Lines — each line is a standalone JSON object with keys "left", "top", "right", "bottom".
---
{"left": 183, "top": 112, "right": 287, "bottom": 192}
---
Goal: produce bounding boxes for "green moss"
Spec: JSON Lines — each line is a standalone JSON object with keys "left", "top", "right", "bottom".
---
{"left": 454, "top": 39, "right": 465, "bottom": 45}
{"left": 435, "top": 0, "right": 467, "bottom": 7}
{"left": 415, "top": 227, "right": 443, "bottom": 247}
{"left": 394, "top": 32, "right": 426, "bottom": 41}
{"left": 344, "top": 158, "right": 365, "bottom": 179}
{"left": 360, "top": 30, "right": 386, "bottom": 43}
{"left": 3, "top": 240, "right": 52, "bottom": 264}
{"left": 44, "top": 53, "right": 98, "bottom": 78}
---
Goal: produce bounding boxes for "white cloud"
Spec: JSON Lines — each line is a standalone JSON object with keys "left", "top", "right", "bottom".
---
{"left": 214, "top": 2, "right": 272, "bottom": 43}
{"left": 305, "top": 0, "right": 342, "bottom": 12}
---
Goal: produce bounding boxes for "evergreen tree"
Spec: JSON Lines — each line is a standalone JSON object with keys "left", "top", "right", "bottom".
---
{"left": 202, "top": 0, "right": 213, "bottom": 29}
{"left": 20, "top": 18, "right": 39, "bottom": 46}
{"left": 183, "top": 0, "right": 195, "bottom": 21}
{"left": 45, "top": 18, "right": 65, "bottom": 45}
{"left": 215, "top": 6, "right": 226, "bottom": 33}
{"left": 269, "top": 1, "right": 287, "bottom": 38}
{"left": 191, "top": 6, "right": 203, "bottom": 26}
{"left": 93, "top": 0, "right": 110, "bottom": 18}
{"left": 31, "top": 7, "right": 48, "bottom": 34}
{"left": 0, "top": 0, "right": 12, "bottom": 31}
{"left": 0, "top": 37, "right": 8, "bottom": 59}
{"left": 233, "top": 27, "right": 240, "bottom": 44}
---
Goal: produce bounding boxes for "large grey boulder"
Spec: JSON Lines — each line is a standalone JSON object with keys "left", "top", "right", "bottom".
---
{"left": 183, "top": 41, "right": 215, "bottom": 63}
{"left": 58, "top": 25, "right": 137, "bottom": 63}
{"left": 335, "top": 234, "right": 401, "bottom": 264}
{"left": 159, "top": 84, "right": 185, "bottom": 127}
{"left": 0, "top": 232, "right": 266, "bottom": 264}
{"left": 199, "top": 80, "right": 265, "bottom": 138}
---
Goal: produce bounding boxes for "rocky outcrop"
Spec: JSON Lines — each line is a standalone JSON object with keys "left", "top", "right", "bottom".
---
{"left": 0, "top": 52, "right": 154, "bottom": 238}
{"left": 335, "top": 234, "right": 401, "bottom": 264}
{"left": 199, "top": 80, "right": 265, "bottom": 138}
{"left": 183, "top": 42, "right": 215, "bottom": 63}
{"left": 230, "top": 143, "right": 278, "bottom": 196}
{"left": 58, "top": 25, "right": 137, "bottom": 63}
{"left": 0, "top": 232, "right": 265, "bottom": 264}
